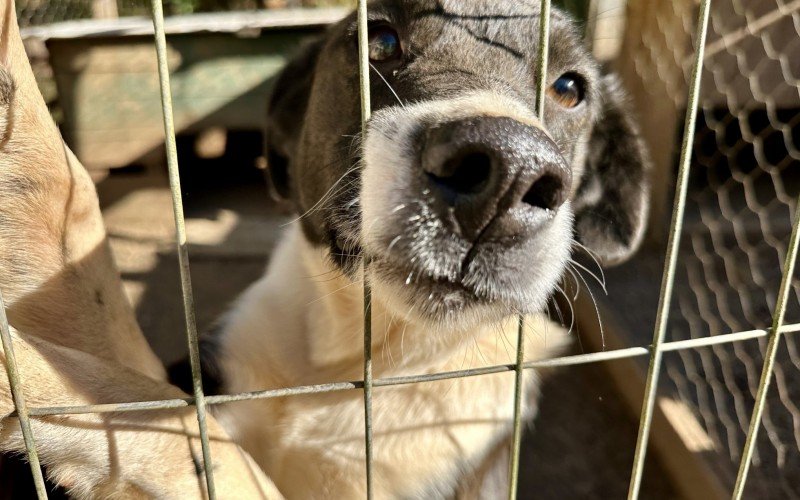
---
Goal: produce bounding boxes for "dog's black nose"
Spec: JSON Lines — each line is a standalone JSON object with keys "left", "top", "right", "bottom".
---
{"left": 421, "top": 116, "right": 571, "bottom": 239}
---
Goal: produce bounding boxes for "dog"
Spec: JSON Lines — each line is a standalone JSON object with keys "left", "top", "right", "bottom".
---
{"left": 0, "top": 0, "right": 650, "bottom": 497}
{"left": 169, "top": 0, "right": 651, "bottom": 498}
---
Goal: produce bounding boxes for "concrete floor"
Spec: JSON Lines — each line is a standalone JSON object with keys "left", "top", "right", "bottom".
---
{"left": 94, "top": 151, "right": 678, "bottom": 498}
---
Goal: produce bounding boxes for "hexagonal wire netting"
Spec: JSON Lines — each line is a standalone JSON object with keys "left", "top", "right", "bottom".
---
{"left": 620, "top": 0, "right": 800, "bottom": 496}
{"left": 15, "top": 0, "right": 92, "bottom": 26}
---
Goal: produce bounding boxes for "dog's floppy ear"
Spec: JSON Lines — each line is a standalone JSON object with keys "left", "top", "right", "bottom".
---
{"left": 264, "top": 38, "right": 325, "bottom": 201}
{"left": 573, "top": 74, "right": 651, "bottom": 266}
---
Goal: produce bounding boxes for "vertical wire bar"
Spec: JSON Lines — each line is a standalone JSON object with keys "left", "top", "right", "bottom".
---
{"left": 627, "top": 1, "right": 711, "bottom": 498}
{"left": 357, "top": 0, "right": 374, "bottom": 498}
{"left": 0, "top": 291, "right": 47, "bottom": 499}
{"left": 148, "top": 2, "right": 216, "bottom": 497}
{"left": 508, "top": 314, "right": 529, "bottom": 500}
{"left": 732, "top": 199, "right": 800, "bottom": 497}
{"left": 534, "top": 0, "right": 551, "bottom": 121}
{"left": 508, "top": 2, "right": 551, "bottom": 498}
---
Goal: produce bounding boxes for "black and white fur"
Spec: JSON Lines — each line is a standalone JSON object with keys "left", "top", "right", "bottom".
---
{"left": 171, "top": 1, "right": 651, "bottom": 497}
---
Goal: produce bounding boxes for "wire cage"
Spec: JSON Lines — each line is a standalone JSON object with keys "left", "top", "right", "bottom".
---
{"left": 613, "top": 0, "right": 800, "bottom": 497}
{"left": 1, "top": 0, "right": 799, "bottom": 499}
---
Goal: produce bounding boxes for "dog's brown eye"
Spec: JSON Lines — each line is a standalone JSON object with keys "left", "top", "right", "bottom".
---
{"left": 368, "top": 25, "right": 402, "bottom": 62}
{"left": 548, "top": 73, "right": 584, "bottom": 108}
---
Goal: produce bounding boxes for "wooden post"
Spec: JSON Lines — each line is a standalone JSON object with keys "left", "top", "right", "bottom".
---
{"left": 614, "top": 0, "right": 696, "bottom": 244}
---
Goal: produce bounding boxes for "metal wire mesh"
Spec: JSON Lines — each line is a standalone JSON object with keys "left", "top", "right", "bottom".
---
{"left": 620, "top": 0, "right": 800, "bottom": 497}
{"left": 3, "top": 0, "right": 800, "bottom": 498}
{"left": 15, "top": 0, "right": 92, "bottom": 27}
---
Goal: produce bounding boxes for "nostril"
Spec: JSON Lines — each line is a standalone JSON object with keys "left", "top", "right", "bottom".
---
{"left": 522, "top": 174, "right": 565, "bottom": 211}
{"left": 426, "top": 151, "right": 492, "bottom": 204}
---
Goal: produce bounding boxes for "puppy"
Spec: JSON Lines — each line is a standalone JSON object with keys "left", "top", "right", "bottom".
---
{"left": 171, "top": 1, "right": 651, "bottom": 498}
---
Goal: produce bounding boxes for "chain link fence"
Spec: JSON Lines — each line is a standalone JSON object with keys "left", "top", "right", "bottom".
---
{"left": 618, "top": 0, "right": 800, "bottom": 496}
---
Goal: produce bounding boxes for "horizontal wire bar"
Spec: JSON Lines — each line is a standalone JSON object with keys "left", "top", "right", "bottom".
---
{"left": 20, "top": 323, "right": 800, "bottom": 418}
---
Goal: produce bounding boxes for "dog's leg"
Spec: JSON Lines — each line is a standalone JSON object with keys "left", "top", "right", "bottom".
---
{"left": 0, "top": 328, "right": 283, "bottom": 499}
{"left": 0, "top": 0, "right": 163, "bottom": 380}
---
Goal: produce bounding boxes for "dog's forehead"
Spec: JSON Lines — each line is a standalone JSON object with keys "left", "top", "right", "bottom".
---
{"left": 369, "top": 0, "right": 585, "bottom": 69}
{"left": 416, "top": 0, "right": 539, "bottom": 15}
{"left": 355, "top": 0, "right": 595, "bottom": 105}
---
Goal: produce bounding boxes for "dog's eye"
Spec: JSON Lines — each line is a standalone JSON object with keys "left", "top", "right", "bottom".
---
{"left": 368, "top": 25, "right": 402, "bottom": 62}
{"left": 548, "top": 73, "right": 584, "bottom": 108}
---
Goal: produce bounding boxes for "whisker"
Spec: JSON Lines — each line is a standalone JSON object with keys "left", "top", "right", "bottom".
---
{"left": 555, "top": 285, "right": 576, "bottom": 335}
{"left": 497, "top": 320, "right": 515, "bottom": 360}
{"left": 572, "top": 239, "right": 605, "bottom": 279}
{"left": 564, "top": 264, "right": 581, "bottom": 300}
{"left": 558, "top": 287, "right": 585, "bottom": 354}
{"left": 549, "top": 292, "right": 565, "bottom": 332}
{"left": 472, "top": 335, "right": 489, "bottom": 366}
{"left": 370, "top": 63, "right": 407, "bottom": 109}
{"left": 569, "top": 258, "right": 607, "bottom": 295}
{"left": 399, "top": 303, "right": 418, "bottom": 361}
{"left": 309, "top": 271, "right": 349, "bottom": 283}
{"left": 345, "top": 196, "right": 361, "bottom": 210}
{"left": 282, "top": 163, "right": 362, "bottom": 227}
{"left": 383, "top": 310, "right": 397, "bottom": 368}
{"left": 572, "top": 266, "right": 606, "bottom": 351}
{"left": 387, "top": 235, "right": 403, "bottom": 253}
{"left": 305, "top": 279, "right": 360, "bottom": 307}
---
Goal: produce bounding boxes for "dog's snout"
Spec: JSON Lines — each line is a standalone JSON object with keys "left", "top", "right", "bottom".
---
{"left": 421, "top": 116, "right": 570, "bottom": 238}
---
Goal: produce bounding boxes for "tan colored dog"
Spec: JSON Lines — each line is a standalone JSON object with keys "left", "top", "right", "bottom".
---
{"left": 0, "top": 2, "right": 282, "bottom": 497}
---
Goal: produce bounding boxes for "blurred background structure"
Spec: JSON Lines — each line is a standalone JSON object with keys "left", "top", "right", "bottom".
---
{"left": 16, "top": 0, "right": 349, "bottom": 26}
{"left": 609, "top": 1, "right": 800, "bottom": 497}
{"left": 13, "top": 0, "right": 800, "bottom": 498}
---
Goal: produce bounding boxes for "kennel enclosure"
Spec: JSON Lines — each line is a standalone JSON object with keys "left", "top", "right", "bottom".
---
{"left": 2, "top": 0, "right": 800, "bottom": 498}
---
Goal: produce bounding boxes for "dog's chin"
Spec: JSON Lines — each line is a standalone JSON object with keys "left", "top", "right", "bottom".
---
{"left": 368, "top": 252, "right": 566, "bottom": 330}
